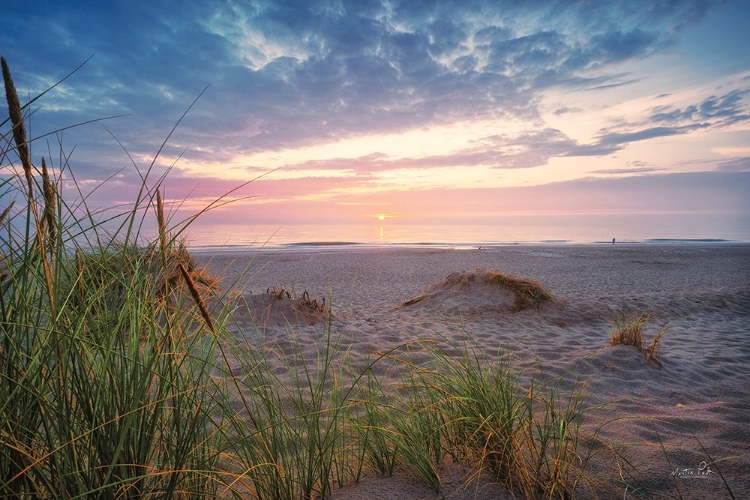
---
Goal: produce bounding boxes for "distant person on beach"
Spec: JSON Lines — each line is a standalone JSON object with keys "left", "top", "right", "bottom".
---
{"left": 612, "top": 238, "right": 616, "bottom": 245}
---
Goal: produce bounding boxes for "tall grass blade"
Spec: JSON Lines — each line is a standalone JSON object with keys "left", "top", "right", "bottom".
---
{"left": 1, "top": 57, "right": 32, "bottom": 198}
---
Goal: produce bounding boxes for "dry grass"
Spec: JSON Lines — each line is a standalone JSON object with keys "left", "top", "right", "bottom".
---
{"left": 608, "top": 312, "right": 670, "bottom": 366}
{"left": 403, "top": 268, "right": 556, "bottom": 311}
{"left": 2, "top": 56, "right": 33, "bottom": 197}
{"left": 479, "top": 269, "right": 556, "bottom": 310}
{"left": 385, "top": 338, "right": 606, "bottom": 498}
{"left": 609, "top": 312, "right": 651, "bottom": 347}
{"left": 245, "top": 286, "right": 332, "bottom": 327}
{"left": 73, "top": 241, "right": 217, "bottom": 300}
{"left": 643, "top": 324, "right": 670, "bottom": 365}
{"left": 266, "top": 287, "right": 328, "bottom": 313}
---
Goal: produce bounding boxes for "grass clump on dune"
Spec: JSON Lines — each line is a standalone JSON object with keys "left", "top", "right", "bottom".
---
{"left": 403, "top": 268, "right": 556, "bottom": 312}
{"left": 369, "top": 338, "right": 607, "bottom": 498}
{"left": 479, "top": 269, "right": 556, "bottom": 310}
{"left": 608, "top": 311, "right": 670, "bottom": 366}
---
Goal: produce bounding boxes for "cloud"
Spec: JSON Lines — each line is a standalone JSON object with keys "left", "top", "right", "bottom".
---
{"left": 648, "top": 89, "right": 750, "bottom": 125}
{"left": 718, "top": 156, "right": 750, "bottom": 172}
{"left": 562, "top": 143, "right": 623, "bottom": 157}
{"left": 0, "top": 0, "right": 723, "bottom": 170}
{"left": 627, "top": 160, "right": 648, "bottom": 167}
{"left": 588, "top": 167, "right": 664, "bottom": 175}
{"left": 553, "top": 106, "right": 581, "bottom": 115}
{"left": 586, "top": 29, "right": 661, "bottom": 66}
{"left": 4, "top": 0, "right": 742, "bottom": 236}
{"left": 598, "top": 124, "right": 710, "bottom": 145}
{"left": 207, "top": 169, "right": 750, "bottom": 225}
{"left": 591, "top": 87, "right": 750, "bottom": 148}
{"left": 585, "top": 77, "right": 643, "bottom": 91}
{"left": 276, "top": 128, "right": 620, "bottom": 174}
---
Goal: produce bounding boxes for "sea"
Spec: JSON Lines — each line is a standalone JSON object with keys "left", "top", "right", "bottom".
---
{"left": 182, "top": 213, "right": 750, "bottom": 253}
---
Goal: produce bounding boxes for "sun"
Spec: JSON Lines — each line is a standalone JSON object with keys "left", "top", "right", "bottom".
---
{"left": 378, "top": 214, "right": 386, "bottom": 221}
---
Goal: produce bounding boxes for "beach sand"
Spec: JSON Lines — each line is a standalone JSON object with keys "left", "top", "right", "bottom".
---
{"left": 198, "top": 244, "right": 750, "bottom": 499}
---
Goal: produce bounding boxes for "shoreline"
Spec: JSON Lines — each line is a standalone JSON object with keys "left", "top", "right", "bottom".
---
{"left": 189, "top": 239, "right": 750, "bottom": 256}
{"left": 198, "top": 244, "right": 750, "bottom": 498}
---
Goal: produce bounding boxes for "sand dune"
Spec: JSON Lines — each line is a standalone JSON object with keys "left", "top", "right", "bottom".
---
{"left": 232, "top": 288, "right": 332, "bottom": 327}
{"left": 198, "top": 244, "right": 750, "bottom": 499}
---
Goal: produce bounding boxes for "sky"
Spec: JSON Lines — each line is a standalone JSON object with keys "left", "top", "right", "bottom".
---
{"left": 2, "top": 0, "right": 750, "bottom": 240}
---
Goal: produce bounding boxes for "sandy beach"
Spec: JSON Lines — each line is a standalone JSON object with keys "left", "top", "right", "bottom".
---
{"left": 198, "top": 243, "right": 750, "bottom": 499}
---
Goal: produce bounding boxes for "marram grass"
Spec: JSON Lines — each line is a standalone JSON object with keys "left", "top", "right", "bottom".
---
{"left": 608, "top": 311, "right": 670, "bottom": 366}
{"left": 1, "top": 56, "right": 224, "bottom": 498}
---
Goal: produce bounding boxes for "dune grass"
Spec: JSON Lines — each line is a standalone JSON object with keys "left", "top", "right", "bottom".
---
{"left": 403, "top": 268, "right": 556, "bottom": 312}
{"left": 0, "top": 57, "right": 693, "bottom": 499}
{"left": 214, "top": 332, "right": 611, "bottom": 498}
{"left": 2, "top": 56, "right": 226, "bottom": 497}
{"left": 479, "top": 269, "right": 556, "bottom": 310}
{"left": 608, "top": 312, "right": 670, "bottom": 366}
{"left": 373, "top": 338, "right": 609, "bottom": 498}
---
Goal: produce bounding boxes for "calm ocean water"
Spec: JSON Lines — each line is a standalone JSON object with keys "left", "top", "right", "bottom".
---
{"left": 182, "top": 213, "right": 750, "bottom": 251}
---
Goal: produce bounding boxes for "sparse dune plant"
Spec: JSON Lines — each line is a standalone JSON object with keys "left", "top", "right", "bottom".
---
{"left": 479, "top": 269, "right": 556, "bottom": 311}
{"left": 386, "top": 337, "right": 606, "bottom": 498}
{"left": 215, "top": 326, "right": 369, "bottom": 500}
{"left": 403, "top": 268, "right": 556, "bottom": 312}
{"left": 608, "top": 311, "right": 670, "bottom": 365}
{"left": 608, "top": 312, "right": 651, "bottom": 348}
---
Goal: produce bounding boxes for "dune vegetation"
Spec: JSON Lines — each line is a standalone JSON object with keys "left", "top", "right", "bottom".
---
{"left": 608, "top": 311, "right": 670, "bottom": 366}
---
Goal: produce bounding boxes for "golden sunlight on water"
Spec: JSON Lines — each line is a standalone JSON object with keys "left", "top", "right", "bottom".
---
{"left": 181, "top": 212, "right": 749, "bottom": 249}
